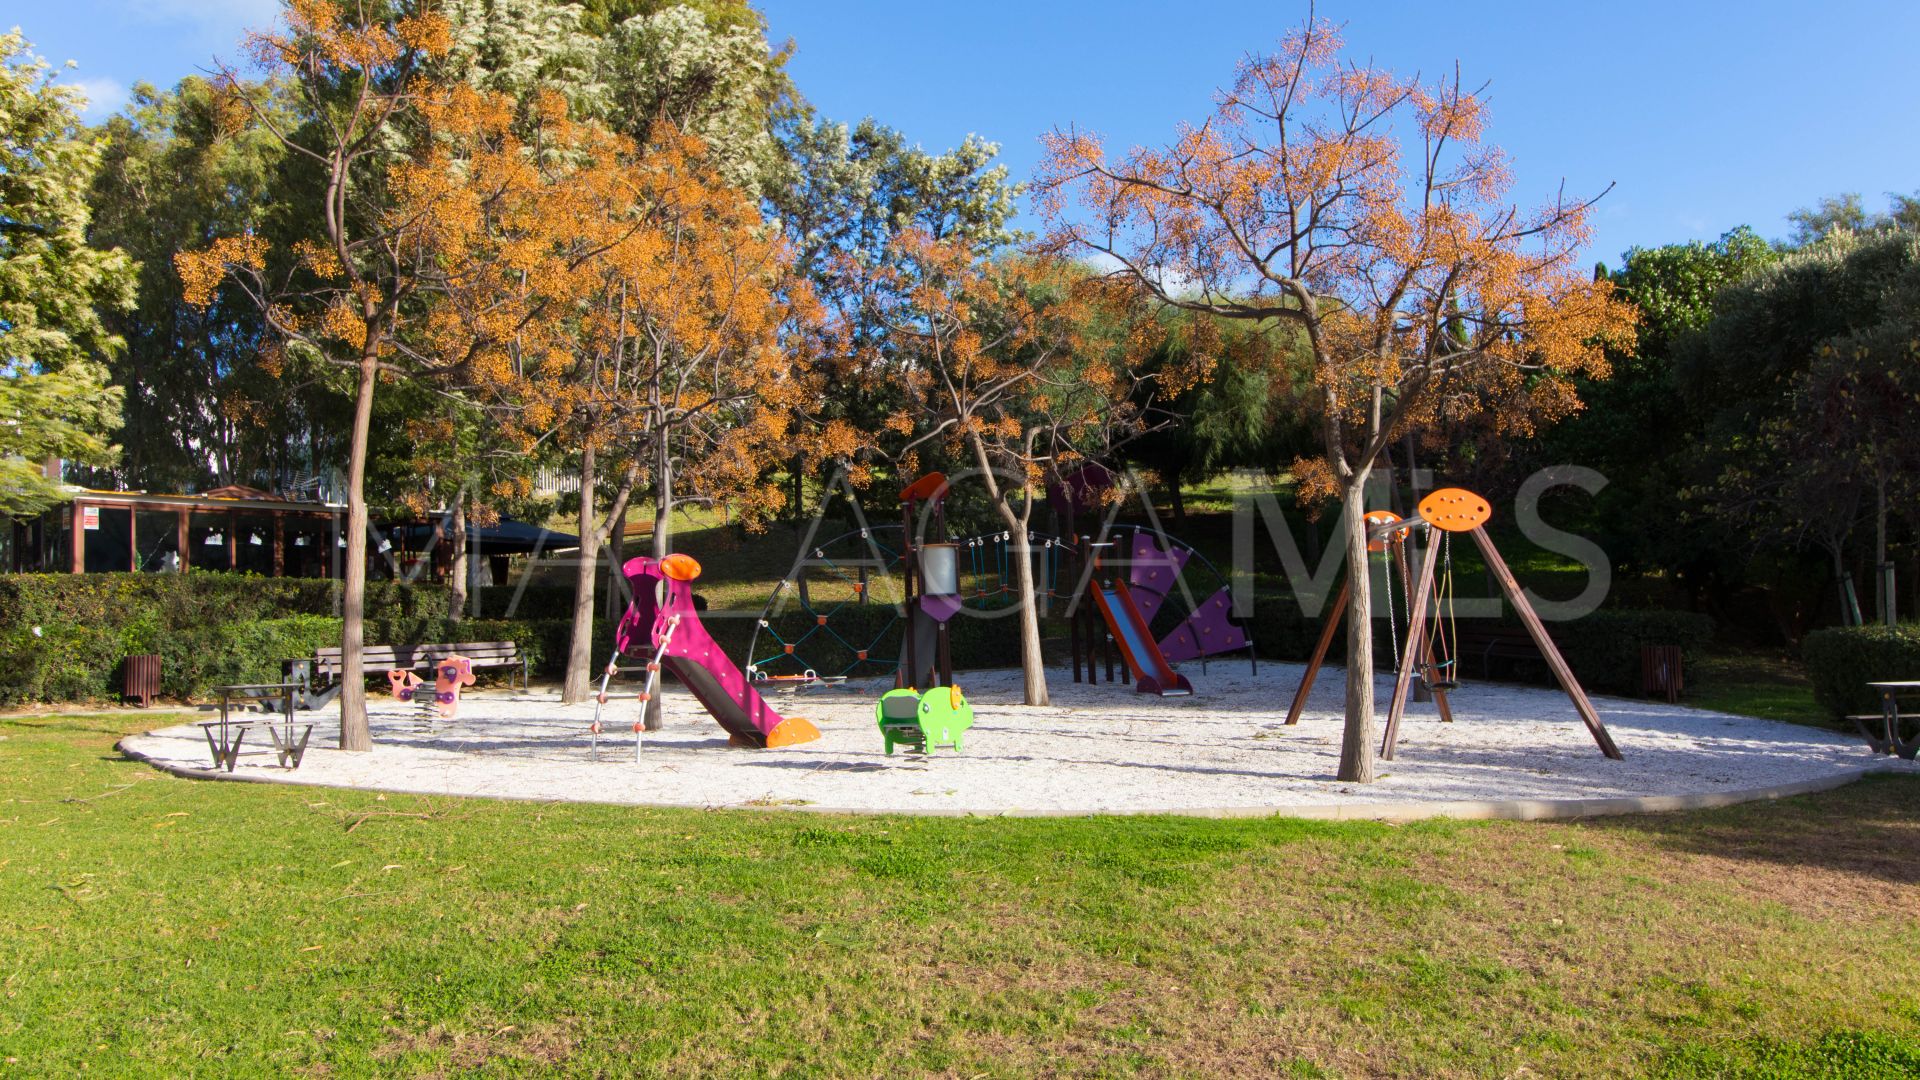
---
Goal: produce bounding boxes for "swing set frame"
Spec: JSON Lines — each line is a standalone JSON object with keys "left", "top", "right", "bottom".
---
{"left": 1284, "top": 512, "right": 1457, "bottom": 727}
{"left": 1285, "top": 487, "right": 1623, "bottom": 762}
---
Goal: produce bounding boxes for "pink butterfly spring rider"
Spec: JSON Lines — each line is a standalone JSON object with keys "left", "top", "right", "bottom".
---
{"left": 434, "top": 656, "right": 476, "bottom": 719}
{"left": 387, "top": 669, "right": 424, "bottom": 701}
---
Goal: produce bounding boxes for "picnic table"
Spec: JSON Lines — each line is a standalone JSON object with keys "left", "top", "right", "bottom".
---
{"left": 200, "top": 682, "right": 313, "bottom": 772}
{"left": 1855, "top": 681, "right": 1920, "bottom": 759}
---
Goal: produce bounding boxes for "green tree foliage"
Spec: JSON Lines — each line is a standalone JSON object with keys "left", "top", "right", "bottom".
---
{"left": 768, "top": 115, "right": 1023, "bottom": 503}
{"left": 436, "top": 0, "right": 604, "bottom": 109}
{"left": 1787, "top": 190, "right": 1920, "bottom": 246}
{"left": 83, "top": 77, "right": 308, "bottom": 493}
{"left": 1120, "top": 312, "right": 1315, "bottom": 520}
{"left": 1686, "top": 229, "right": 1920, "bottom": 630}
{"left": 597, "top": 4, "right": 795, "bottom": 198}
{"left": 443, "top": 0, "right": 796, "bottom": 197}
{"left": 0, "top": 30, "right": 135, "bottom": 517}
{"left": 1536, "top": 229, "right": 1777, "bottom": 587}
{"left": 572, "top": 0, "right": 767, "bottom": 37}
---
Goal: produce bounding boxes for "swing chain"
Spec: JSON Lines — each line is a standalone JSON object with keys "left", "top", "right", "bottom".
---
{"left": 1383, "top": 543, "right": 1399, "bottom": 674}
{"left": 1425, "top": 531, "right": 1461, "bottom": 692}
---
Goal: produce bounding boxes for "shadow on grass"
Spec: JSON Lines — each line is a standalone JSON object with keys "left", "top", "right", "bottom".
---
{"left": 1585, "top": 773, "right": 1920, "bottom": 887}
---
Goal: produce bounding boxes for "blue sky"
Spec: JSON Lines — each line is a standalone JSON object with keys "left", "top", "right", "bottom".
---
{"left": 18, "top": 0, "right": 1920, "bottom": 265}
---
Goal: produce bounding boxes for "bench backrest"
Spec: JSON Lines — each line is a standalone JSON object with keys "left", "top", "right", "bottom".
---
{"left": 314, "top": 641, "right": 520, "bottom": 674}
{"left": 1454, "top": 624, "right": 1536, "bottom": 643}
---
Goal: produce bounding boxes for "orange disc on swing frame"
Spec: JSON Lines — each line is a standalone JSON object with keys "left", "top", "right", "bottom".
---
{"left": 1417, "top": 487, "right": 1492, "bottom": 533}
{"left": 1361, "top": 510, "right": 1406, "bottom": 552}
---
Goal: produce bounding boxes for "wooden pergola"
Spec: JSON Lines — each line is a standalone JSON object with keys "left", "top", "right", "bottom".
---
{"left": 10, "top": 485, "right": 347, "bottom": 577}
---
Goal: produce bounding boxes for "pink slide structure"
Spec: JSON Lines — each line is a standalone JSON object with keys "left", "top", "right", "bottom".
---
{"left": 1090, "top": 578, "right": 1194, "bottom": 697}
{"left": 616, "top": 555, "right": 820, "bottom": 748}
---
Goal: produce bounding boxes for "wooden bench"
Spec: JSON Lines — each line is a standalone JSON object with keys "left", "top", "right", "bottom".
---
{"left": 200, "top": 682, "right": 313, "bottom": 771}
{"left": 1450, "top": 626, "right": 1690, "bottom": 702}
{"left": 1454, "top": 623, "right": 1544, "bottom": 678}
{"left": 288, "top": 641, "right": 527, "bottom": 709}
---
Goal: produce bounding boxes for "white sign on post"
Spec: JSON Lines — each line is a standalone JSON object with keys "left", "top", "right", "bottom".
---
{"left": 82, "top": 506, "right": 100, "bottom": 531}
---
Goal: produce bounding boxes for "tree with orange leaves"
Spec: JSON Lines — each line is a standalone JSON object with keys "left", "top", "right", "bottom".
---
{"left": 878, "top": 232, "right": 1207, "bottom": 706}
{"left": 393, "top": 83, "right": 820, "bottom": 706}
{"left": 177, "top": 0, "right": 452, "bottom": 753}
{"left": 1037, "top": 15, "right": 1634, "bottom": 781}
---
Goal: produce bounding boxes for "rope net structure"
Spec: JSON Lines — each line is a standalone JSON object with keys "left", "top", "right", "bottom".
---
{"left": 745, "top": 523, "right": 1251, "bottom": 689}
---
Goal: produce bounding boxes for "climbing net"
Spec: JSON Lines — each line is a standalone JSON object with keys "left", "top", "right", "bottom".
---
{"left": 746, "top": 526, "right": 905, "bottom": 683}
{"left": 745, "top": 526, "right": 1076, "bottom": 684}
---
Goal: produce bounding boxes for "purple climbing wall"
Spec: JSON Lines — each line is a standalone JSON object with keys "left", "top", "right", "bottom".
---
{"left": 1125, "top": 531, "right": 1189, "bottom": 624}
{"left": 1158, "top": 586, "right": 1249, "bottom": 663}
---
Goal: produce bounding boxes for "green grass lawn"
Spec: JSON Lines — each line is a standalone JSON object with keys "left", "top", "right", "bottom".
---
{"left": 4, "top": 714, "right": 1920, "bottom": 1076}
{"left": 1687, "top": 649, "right": 1824, "bottom": 725}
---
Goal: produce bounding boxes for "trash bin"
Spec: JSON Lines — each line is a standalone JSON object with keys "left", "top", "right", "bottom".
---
{"left": 1640, "top": 645, "right": 1683, "bottom": 703}
{"left": 124, "top": 654, "right": 162, "bottom": 708}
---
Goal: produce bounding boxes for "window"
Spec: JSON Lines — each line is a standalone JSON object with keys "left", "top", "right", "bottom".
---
{"left": 235, "top": 513, "right": 276, "bottom": 575}
{"left": 188, "top": 511, "right": 232, "bottom": 572}
{"left": 136, "top": 509, "right": 182, "bottom": 572}
{"left": 283, "top": 516, "right": 334, "bottom": 578}
{"left": 81, "top": 505, "right": 132, "bottom": 573}
{"left": 46, "top": 508, "right": 71, "bottom": 573}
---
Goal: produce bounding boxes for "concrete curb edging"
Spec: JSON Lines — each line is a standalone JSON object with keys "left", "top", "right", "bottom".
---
{"left": 115, "top": 736, "right": 1900, "bottom": 822}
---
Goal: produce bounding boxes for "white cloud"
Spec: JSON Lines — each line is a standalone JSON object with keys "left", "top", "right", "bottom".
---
{"left": 67, "top": 76, "right": 129, "bottom": 120}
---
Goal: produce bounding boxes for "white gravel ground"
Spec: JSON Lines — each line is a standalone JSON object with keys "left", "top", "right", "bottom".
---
{"left": 118, "top": 661, "right": 1910, "bottom": 819}
{"left": 120, "top": 657, "right": 1904, "bottom": 814}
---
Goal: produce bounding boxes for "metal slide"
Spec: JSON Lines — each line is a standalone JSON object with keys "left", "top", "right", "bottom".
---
{"left": 1091, "top": 578, "right": 1194, "bottom": 696}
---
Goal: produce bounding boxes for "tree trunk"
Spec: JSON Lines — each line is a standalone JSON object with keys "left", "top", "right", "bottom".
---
{"left": 1336, "top": 477, "right": 1375, "bottom": 783}
{"left": 1007, "top": 525, "right": 1050, "bottom": 706}
{"left": 1875, "top": 470, "right": 1891, "bottom": 625}
{"left": 1830, "top": 543, "right": 1861, "bottom": 628}
{"left": 651, "top": 434, "right": 672, "bottom": 561}
{"left": 1876, "top": 472, "right": 1888, "bottom": 569}
{"left": 1379, "top": 442, "right": 1402, "bottom": 517}
{"left": 337, "top": 356, "right": 379, "bottom": 752}
{"left": 606, "top": 508, "right": 626, "bottom": 625}
{"left": 562, "top": 442, "right": 598, "bottom": 704}
{"left": 1403, "top": 432, "right": 1420, "bottom": 507}
{"left": 1168, "top": 477, "right": 1187, "bottom": 524}
{"left": 969, "top": 430, "right": 1049, "bottom": 706}
{"left": 790, "top": 453, "right": 805, "bottom": 524}
{"left": 447, "top": 494, "right": 468, "bottom": 623}
{"left": 644, "top": 431, "right": 672, "bottom": 731}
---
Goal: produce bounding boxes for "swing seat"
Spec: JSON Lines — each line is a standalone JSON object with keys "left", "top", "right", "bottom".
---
{"left": 1422, "top": 659, "right": 1459, "bottom": 693}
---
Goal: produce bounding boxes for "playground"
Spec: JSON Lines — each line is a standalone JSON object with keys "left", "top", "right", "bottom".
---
{"left": 16, "top": 2, "right": 1920, "bottom": 1073}
{"left": 118, "top": 475, "right": 1906, "bottom": 816}
{"left": 119, "top": 663, "right": 1889, "bottom": 816}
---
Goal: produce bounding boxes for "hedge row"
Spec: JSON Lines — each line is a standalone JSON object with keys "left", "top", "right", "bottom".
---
{"left": 1801, "top": 624, "right": 1920, "bottom": 719}
{"left": 1237, "top": 600, "right": 1715, "bottom": 695}
{"left": 0, "top": 610, "right": 586, "bottom": 705}
{"left": 733, "top": 595, "right": 1706, "bottom": 696}
{"left": 0, "top": 572, "right": 1718, "bottom": 704}
{"left": 0, "top": 572, "right": 449, "bottom": 630}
